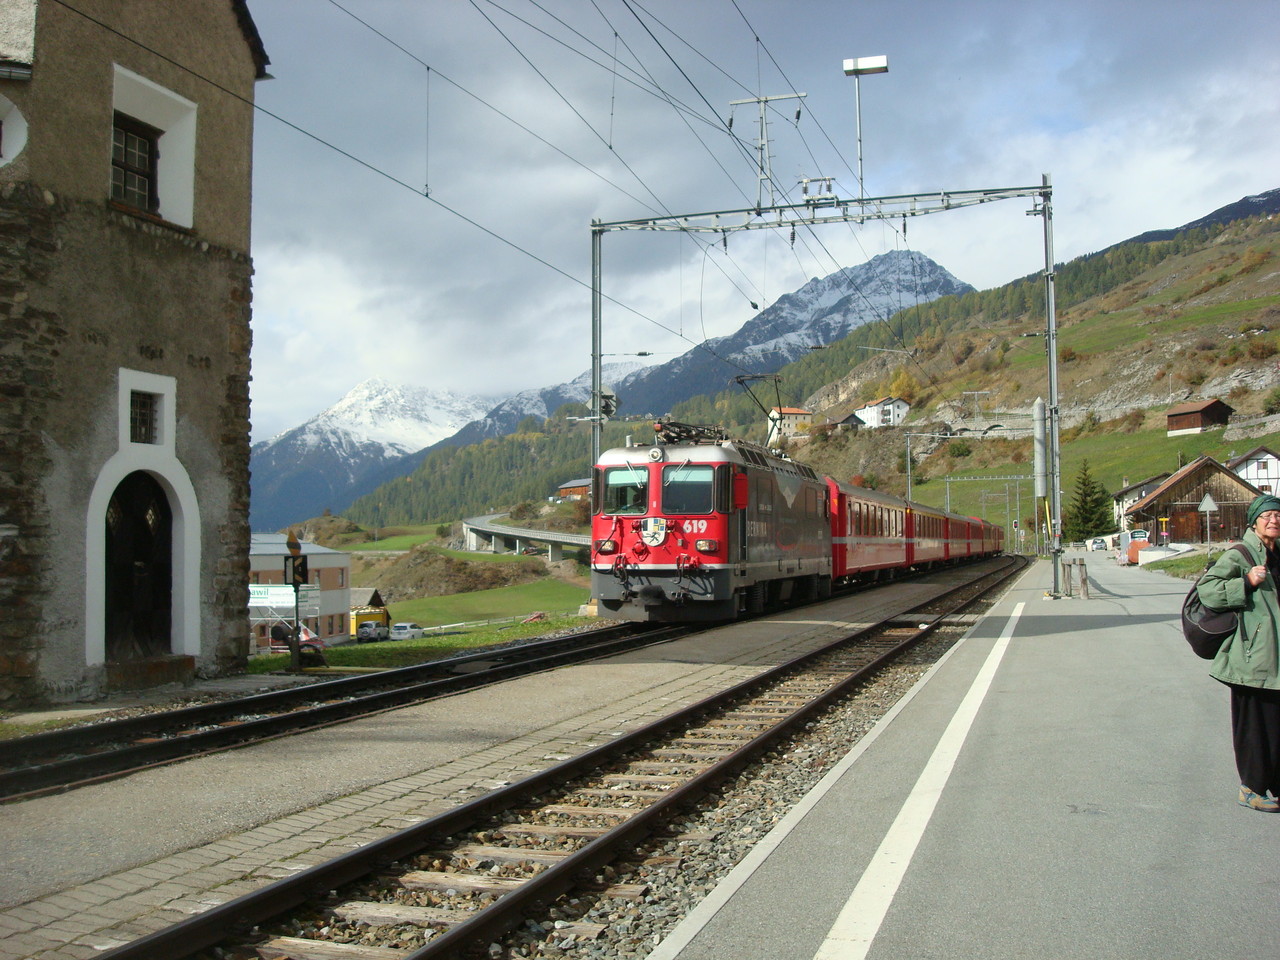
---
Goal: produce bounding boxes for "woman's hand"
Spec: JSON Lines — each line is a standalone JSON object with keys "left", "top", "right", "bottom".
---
{"left": 1247, "top": 564, "right": 1269, "bottom": 588}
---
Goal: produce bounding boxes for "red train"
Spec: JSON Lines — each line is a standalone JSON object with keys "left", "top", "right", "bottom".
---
{"left": 591, "top": 422, "right": 1004, "bottom": 622}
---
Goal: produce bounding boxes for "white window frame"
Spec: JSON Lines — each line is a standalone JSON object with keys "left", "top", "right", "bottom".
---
{"left": 112, "top": 64, "right": 197, "bottom": 228}
{"left": 0, "top": 92, "right": 27, "bottom": 166}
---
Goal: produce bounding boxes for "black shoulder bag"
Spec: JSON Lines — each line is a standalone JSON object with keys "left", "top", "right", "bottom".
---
{"left": 1181, "top": 542, "right": 1252, "bottom": 659}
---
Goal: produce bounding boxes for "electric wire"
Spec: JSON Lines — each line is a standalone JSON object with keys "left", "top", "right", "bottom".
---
{"left": 58, "top": 0, "right": 944, "bottom": 417}
{"left": 466, "top": 0, "right": 673, "bottom": 217}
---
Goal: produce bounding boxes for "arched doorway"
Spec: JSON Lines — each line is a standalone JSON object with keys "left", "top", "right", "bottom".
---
{"left": 104, "top": 471, "right": 172, "bottom": 662}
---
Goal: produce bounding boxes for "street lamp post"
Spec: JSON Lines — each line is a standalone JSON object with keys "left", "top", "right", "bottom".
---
{"left": 842, "top": 55, "right": 889, "bottom": 201}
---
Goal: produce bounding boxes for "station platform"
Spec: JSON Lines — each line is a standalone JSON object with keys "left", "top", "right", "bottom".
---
{"left": 649, "top": 552, "right": 1276, "bottom": 960}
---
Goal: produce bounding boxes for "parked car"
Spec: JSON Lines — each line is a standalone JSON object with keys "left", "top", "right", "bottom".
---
{"left": 1089, "top": 538, "right": 1108, "bottom": 551}
{"left": 389, "top": 622, "right": 426, "bottom": 641}
{"left": 356, "top": 621, "right": 389, "bottom": 643}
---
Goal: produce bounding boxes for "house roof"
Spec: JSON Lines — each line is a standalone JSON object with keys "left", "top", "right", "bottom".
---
{"left": 1112, "top": 473, "right": 1171, "bottom": 498}
{"left": 250, "top": 534, "right": 342, "bottom": 556}
{"left": 559, "top": 478, "right": 590, "bottom": 489}
{"left": 350, "top": 587, "right": 386, "bottom": 607}
{"left": 770, "top": 407, "right": 812, "bottom": 416}
{"left": 232, "top": 0, "right": 272, "bottom": 78}
{"left": 1125, "top": 455, "right": 1260, "bottom": 517}
{"left": 1226, "top": 446, "right": 1280, "bottom": 469}
{"left": 1165, "top": 399, "right": 1233, "bottom": 417}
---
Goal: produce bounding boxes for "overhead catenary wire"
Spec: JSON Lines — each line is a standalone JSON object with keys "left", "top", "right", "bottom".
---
{"left": 64, "top": 0, "right": 942, "bottom": 417}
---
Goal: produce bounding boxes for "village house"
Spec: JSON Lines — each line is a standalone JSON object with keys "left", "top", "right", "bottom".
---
{"left": 853, "top": 396, "right": 911, "bottom": 429}
{"left": 1226, "top": 446, "right": 1280, "bottom": 493}
{"left": 767, "top": 407, "right": 814, "bottom": 446}
{"left": 248, "top": 536, "right": 351, "bottom": 655}
{"left": 1165, "top": 399, "right": 1233, "bottom": 436}
{"left": 1111, "top": 473, "right": 1171, "bottom": 531}
{"left": 0, "top": 1, "right": 269, "bottom": 702}
{"left": 1125, "top": 456, "right": 1259, "bottom": 543}
{"left": 557, "top": 479, "right": 591, "bottom": 500}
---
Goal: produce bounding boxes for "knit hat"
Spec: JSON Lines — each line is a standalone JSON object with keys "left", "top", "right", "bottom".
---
{"left": 1246, "top": 494, "right": 1280, "bottom": 527}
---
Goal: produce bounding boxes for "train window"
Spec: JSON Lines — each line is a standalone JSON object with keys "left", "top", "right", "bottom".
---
{"left": 602, "top": 466, "right": 648, "bottom": 515}
{"left": 662, "top": 464, "right": 714, "bottom": 514}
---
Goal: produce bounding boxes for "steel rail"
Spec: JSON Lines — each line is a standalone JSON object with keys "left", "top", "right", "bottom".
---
{"left": 0, "top": 624, "right": 686, "bottom": 802}
{"left": 91, "top": 555, "right": 1026, "bottom": 960}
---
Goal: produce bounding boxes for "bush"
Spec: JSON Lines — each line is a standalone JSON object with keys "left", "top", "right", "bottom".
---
{"left": 1264, "top": 388, "right": 1280, "bottom": 416}
{"left": 948, "top": 440, "right": 972, "bottom": 458}
{"left": 1247, "top": 338, "right": 1277, "bottom": 360}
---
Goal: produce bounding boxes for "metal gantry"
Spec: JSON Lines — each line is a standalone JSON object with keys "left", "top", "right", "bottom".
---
{"left": 589, "top": 176, "right": 1063, "bottom": 586}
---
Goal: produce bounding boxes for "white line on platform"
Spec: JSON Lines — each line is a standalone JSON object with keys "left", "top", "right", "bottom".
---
{"left": 646, "top": 595, "right": 1026, "bottom": 960}
{"left": 811, "top": 601, "right": 1024, "bottom": 960}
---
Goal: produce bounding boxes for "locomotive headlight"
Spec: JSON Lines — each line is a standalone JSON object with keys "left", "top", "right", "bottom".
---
{"left": 595, "top": 539, "right": 618, "bottom": 554}
{"left": 695, "top": 538, "right": 719, "bottom": 553}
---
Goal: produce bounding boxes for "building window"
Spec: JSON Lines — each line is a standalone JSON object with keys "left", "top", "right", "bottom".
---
{"left": 111, "top": 113, "right": 161, "bottom": 214}
{"left": 129, "top": 391, "right": 160, "bottom": 444}
{"left": 112, "top": 65, "right": 197, "bottom": 228}
{"left": 129, "top": 391, "right": 159, "bottom": 443}
{"left": 338, "top": 569, "right": 346, "bottom": 587}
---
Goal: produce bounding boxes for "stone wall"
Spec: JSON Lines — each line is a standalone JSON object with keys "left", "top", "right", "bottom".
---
{"left": 0, "top": 181, "right": 252, "bottom": 703}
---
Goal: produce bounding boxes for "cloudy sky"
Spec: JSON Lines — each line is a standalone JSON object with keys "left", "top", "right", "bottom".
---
{"left": 244, "top": 0, "right": 1278, "bottom": 441}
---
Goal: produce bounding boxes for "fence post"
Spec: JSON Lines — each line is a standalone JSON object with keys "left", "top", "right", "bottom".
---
{"left": 1063, "top": 561, "right": 1075, "bottom": 597}
{"left": 1077, "top": 558, "right": 1090, "bottom": 600}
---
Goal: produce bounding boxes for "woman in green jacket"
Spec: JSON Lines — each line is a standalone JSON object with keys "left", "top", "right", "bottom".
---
{"left": 1196, "top": 493, "right": 1280, "bottom": 812}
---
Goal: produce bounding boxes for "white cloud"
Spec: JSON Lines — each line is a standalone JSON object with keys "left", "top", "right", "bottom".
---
{"left": 244, "top": 0, "right": 1280, "bottom": 437}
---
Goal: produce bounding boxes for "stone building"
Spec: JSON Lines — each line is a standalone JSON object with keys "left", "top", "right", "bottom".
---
{"left": 0, "top": 1, "right": 269, "bottom": 702}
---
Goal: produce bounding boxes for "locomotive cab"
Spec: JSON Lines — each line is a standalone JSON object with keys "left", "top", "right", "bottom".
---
{"left": 591, "top": 422, "right": 831, "bottom": 622}
{"left": 593, "top": 451, "right": 736, "bottom": 620}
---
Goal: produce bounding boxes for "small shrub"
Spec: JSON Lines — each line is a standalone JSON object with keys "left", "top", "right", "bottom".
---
{"left": 1264, "top": 388, "right": 1280, "bottom": 416}
{"left": 948, "top": 440, "right": 972, "bottom": 458}
{"left": 1239, "top": 247, "right": 1273, "bottom": 275}
{"left": 1247, "top": 338, "right": 1277, "bottom": 360}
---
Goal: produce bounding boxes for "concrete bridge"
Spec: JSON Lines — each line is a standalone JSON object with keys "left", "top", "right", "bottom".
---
{"left": 461, "top": 513, "right": 590, "bottom": 562}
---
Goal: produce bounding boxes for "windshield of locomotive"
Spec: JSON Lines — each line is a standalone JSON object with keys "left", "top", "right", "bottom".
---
{"left": 662, "top": 464, "right": 714, "bottom": 514}
{"left": 603, "top": 466, "right": 648, "bottom": 515}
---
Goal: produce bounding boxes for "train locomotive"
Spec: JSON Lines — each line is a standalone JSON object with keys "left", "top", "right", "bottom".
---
{"left": 590, "top": 421, "right": 1004, "bottom": 622}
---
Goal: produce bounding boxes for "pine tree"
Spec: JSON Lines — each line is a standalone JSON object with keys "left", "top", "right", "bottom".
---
{"left": 1062, "top": 459, "right": 1113, "bottom": 541}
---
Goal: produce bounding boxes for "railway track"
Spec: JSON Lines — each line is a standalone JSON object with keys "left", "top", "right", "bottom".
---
{"left": 92, "top": 554, "right": 1027, "bottom": 960}
{"left": 0, "top": 623, "right": 688, "bottom": 802}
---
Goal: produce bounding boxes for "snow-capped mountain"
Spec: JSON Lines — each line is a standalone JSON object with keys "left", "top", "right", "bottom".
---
{"left": 433, "top": 250, "right": 971, "bottom": 447}
{"left": 435, "top": 361, "right": 648, "bottom": 449}
{"left": 250, "top": 251, "right": 969, "bottom": 530}
{"left": 249, "top": 379, "right": 494, "bottom": 531}
{"left": 608, "top": 250, "right": 972, "bottom": 418}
